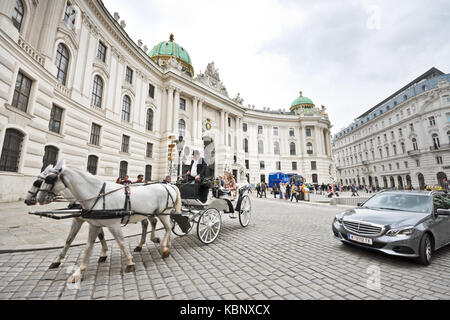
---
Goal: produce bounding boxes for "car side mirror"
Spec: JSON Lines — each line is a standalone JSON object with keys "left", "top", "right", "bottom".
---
{"left": 357, "top": 203, "right": 362, "bottom": 207}
{"left": 436, "top": 208, "right": 450, "bottom": 216}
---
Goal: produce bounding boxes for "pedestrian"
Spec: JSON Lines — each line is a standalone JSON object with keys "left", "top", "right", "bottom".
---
{"left": 290, "top": 184, "right": 298, "bottom": 202}
{"left": 286, "top": 182, "right": 291, "bottom": 201}
{"left": 256, "top": 182, "right": 261, "bottom": 198}
{"left": 260, "top": 181, "right": 267, "bottom": 198}
{"left": 134, "top": 174, "right": 144, "bottom": 184}
{"left": 351, "top": 184, "right": 359, "bottom": 197}
{"left": 115, "top": 177, "right": 122, "bottom": 184}
{"left": 280, "top": 183, "right": 286, "bottom": 200}
{"left": 273, "top": 183, "right": 278, "bottom": 199}
{"left": 121, "top": 175, "right": 132, "bottom": 185}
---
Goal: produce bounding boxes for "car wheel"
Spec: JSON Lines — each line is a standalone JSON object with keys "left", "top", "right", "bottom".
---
{"left": 415, "top": 233, "right": 432, "bottom": 265}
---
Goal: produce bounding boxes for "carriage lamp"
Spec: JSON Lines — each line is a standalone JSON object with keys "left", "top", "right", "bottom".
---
{"left": 176, "top": 136, "right": 185, "bottom": 178}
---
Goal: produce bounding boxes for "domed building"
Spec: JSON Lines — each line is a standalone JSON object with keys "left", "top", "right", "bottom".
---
{"left": 0, "top": 0, "right": 336, "bottom": 201}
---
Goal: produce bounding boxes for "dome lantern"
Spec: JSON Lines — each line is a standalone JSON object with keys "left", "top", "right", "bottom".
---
{"left": 290, "top": 90, "right": 315, "bottom": 113}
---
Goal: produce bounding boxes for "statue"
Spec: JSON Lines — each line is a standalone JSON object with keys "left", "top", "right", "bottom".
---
{"left": 233, "top": 92, "right": 244, "bottom": 105}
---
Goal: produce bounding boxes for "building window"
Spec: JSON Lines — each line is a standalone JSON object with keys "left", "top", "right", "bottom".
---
{"left": 146, "top": 143, "right": 153, "bottom": 158}
{"left": 97, "top": 41, "right": 107, "bottom": 63}
{"left": 447, "top": 130, "right": 450, "bottom": 144}
{"left": 305, "top": 128, "right": 311, "bottom": 137}
{"left": 91, "top": 75, "right": 103, "bottom": 108}
{"left": 63, "top": 1, "right": 75, "bottom": 25}
{"left": 148, "top": 84, "right": 155, "bottom": 98}
{"left": 121, "top": 135, "right": 130, "bottom": 153}
{"left": 389, "top": 164, "right": 392, "bottom": 170}
{"left": 243, "top": 138, "right": 248, "bottom": 153}
{"left": 385, "top": 146, "right": 390, "bottom": 157}
{"left": 119, "top": 161, "right": 128, "bottom": 178}
{"left": 312, "top": 174, "right": 318, "bottom": 183}
{"left": 409, "top": 123, "right": 414, "bottom": 132}
{"left": 399, "top": 128, "right": 402, "bottom": 137}
{"left": 41, "top": 146, "right": 58, "bottom": 172}
{"left": 292, "top": 162, "right": 297, "bottom": 171}
{"left": 259, "top": 161, "right": 265, "bottom": 170}
{"left": 12, "top": 72, "right": 32, "bottom": 112}
{"left": 55, "top": 43, "right": 69, "bottom": 85}
{"left": 179, "top": 97, "right": 186, "bottom": 111}
{"left": 121, "top": 95, "right": 131, "bottom": 122}
{"left": 146, "top": 109, "right": 153, "bottom": 131}
{"left": 429, "top": 116, "right": 436, "bottom": 126}
{"left": 87, "top": 155, "right": 98, "bottom": 175}
{"left": 243, "top": 123, "right": 247, "bottom": 132}
{"left": 258, "top": 140, "right": 264, "bottom": 154}
{"left": 125, "top": 66, "right": 133, "bottom": 84}
{"left": 12, "top": 0, "right": 24, "bottom": 31}
{"left": 412, "top": 138, "right": 418, "bottom": 151}
{"left": 228, "top": 117, "right": 231, "bottom": 127}
{"left": 245, "top": 160, "right": 249, "bottom": 169}
{"left": 290, "top": 142, "right": 296, "bottom": 155}
{"left": 416, "top": 159, "right": 420, "bottom": 167}
{"left": 274, "top": 141, "right": 280, "bottom": 155}
{"left": 432, "top": 133, "right": 440, "bottom": 149}
{"left": 393, "top": 144, "right": 397, "bottom": 155}
{"left": 306, "top": 142, "right": 313, "bottom": 154}
{"left": 276, "top": 161, "right": 281, "bottom": 171}
{"left": 273, "top": 127, "right": 278, "bottom": 136}
{"left": 179, "top": 119, "right": 186, "bottom": 137}
{"left": 49, "top": 105, "right": 63, "bottom": 134}
{"left": 228, "top": 134, "right": 231, "bottom": 147}
{"left": 311, "top": 161, "right": 317, "bottom": 170}
{"left": 0, "top": 129, "right": 24, "bottom": 172}
{"left": 258, "top": 126, "right": 263, "bottom": 135}
{"left": 145, "top": 165, "right": 152, "bottom": 181}
{"left": 89, "top": 123, "right": 101, "bottom": 146}
{"left": 404, "top": 161, "right": 408, "bottom": 168}
{"left": 396, "top": 162, "right": 400, "bottom": 169}
{"left": 401, "top": 142, "right": 405, "bottom": 153}
{"left": 436, "top": 156, "right": 443, "bottom": 165}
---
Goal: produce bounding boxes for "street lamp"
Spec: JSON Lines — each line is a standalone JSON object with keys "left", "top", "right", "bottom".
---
{"left": 176, "top": 135, "right": 185, "bottom": 180}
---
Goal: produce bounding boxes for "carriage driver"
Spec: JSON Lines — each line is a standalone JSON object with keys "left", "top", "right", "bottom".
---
{"left": 186, "top": 150, "right": 209, "bottom": 202}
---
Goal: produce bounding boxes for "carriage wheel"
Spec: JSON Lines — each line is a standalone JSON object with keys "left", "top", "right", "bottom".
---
{"left": 171, "top": 216, "right": 194, "bottom": 237}
{"left": 197, "top": 208, "right": 221, "bottom": 244}
{"left": 239, "top": 195, "right": 252, "bottom": 227}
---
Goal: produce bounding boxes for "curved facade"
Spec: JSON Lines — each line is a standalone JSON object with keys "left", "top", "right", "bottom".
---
{"left": 332, "top": 68, "right": 450, "bottom": 190}
{"left": 0, "top": 0, "right": 333, "bottom": 202}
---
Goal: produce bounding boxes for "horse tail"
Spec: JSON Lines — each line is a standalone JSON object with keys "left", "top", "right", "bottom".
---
{"left": 172, "top": 185, "right": 182, "bottom": 213}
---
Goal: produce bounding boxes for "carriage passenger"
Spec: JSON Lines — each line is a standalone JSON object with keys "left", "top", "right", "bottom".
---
{"left": 224, "top": 172, "right": 237, "bottom": 200}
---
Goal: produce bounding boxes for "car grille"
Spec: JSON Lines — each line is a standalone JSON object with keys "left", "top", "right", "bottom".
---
{"left": 343, "top": 220, "right": 383, "bottom": 236}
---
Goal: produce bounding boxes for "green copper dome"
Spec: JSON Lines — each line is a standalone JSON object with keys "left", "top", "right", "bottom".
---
{"left": 149, "top": 34, "right": 194, "bottom": 77}
{"left": 290, "top": 91, "right": 314, "bottom": 112}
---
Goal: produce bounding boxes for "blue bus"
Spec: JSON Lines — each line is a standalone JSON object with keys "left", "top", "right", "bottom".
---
{"left": 268, "top": 172, "right": 305, "bottom": 188}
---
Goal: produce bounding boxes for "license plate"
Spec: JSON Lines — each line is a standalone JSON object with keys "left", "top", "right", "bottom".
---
{"left": 348, "top": 234, "right": 373, "bottom": 245}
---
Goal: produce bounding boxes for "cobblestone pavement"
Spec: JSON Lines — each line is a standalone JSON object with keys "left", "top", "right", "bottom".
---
{"left": 0, "top": 196, "right": 449, "bottom": 300}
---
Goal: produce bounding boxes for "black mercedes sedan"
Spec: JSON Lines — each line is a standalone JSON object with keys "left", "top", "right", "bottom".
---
{"left": 332, "top": 190, "right": 450, "bottom": 265}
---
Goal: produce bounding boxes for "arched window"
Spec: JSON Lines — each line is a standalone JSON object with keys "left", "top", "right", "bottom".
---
{"left": 432, "top": 133, "right": 440, "bottom": 149}
{"left": 87, "top": 155, "right": 98, "bottom": 175}
{"left": 55, "top": 43, "right": 69, "bottom": 85}
{"left": 392, "top": 144, "right": 397, "bottom": 155}
{"left": 0, "top": 129, "right": 24, "bottom": 172}
{"left": 145, "top": 165, "right": 152, "bottom": 182}
{"left": 306, "top": 142, "right": 313, "bottom": 154}
{"left": 91, "top": 75, "right": 103, "bottom": 108}
{"left": 401, "top": 142, "right": 405, "bottom": 153}
{"left": 178, "top": 119, "right": 186, "bottom": 137}
{"left": 41, "top": 146, "right": 59, "bottom": 171}
{"left": 274, "top": 141, "right": 280, "bottom": 155}
{"left": 290, "top": 142, "right": 296, "bottom": 155}
{"left": 243, "top": 138, "right": 248, "bottom": 153}
{"left": 119, "top": 161, "right": 128, "bottom": 178}
{"left": 12, "top": 0, "right": 24, "bottom": 31}
{"left": 121, "top": 95, "right": 131, "bottom": 122}
{"left": 146, "top": 109, "right": 154, "bottom": 131}
{"left": 258, "top": 140, "right": 264, "bottom": 154}
{"left": 412, "top": 138, "right": 418, "bottom": 151}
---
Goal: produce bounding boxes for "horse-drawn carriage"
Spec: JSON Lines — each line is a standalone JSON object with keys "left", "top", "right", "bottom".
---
{"left": 25, "top": 161, "right": 253, "bottom": 282}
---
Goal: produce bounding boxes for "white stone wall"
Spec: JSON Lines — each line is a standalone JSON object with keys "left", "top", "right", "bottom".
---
{"left": 0, "top": 0, "right": 334, "bottom": 202}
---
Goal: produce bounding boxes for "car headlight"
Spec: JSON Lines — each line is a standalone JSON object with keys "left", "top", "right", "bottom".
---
{"left": 386, "top": 226, "right": 415, "bottom": 237}
{"left": 334, "top": 214, "right": 343, "bottom": 224}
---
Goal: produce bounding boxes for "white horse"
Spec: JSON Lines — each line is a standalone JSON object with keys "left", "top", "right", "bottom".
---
{"left": 36, "top": 160, "right": 181, "bottom": 283}
{"left": 25, "top": 165, "right": 152, "bottom": 269}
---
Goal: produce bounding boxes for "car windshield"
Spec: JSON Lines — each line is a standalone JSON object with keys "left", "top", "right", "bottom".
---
{"left": 362, "top": 193, "right": 431, "bottom": 213}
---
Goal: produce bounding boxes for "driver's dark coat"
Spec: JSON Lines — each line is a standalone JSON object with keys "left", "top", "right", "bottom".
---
{"left": 189, "top": 158, "right": 208, "bottom": 179}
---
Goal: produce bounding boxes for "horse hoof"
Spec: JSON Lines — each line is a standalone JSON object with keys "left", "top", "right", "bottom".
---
{"left": 98, "top": 256, "right": 107, "bottom": 263}
{"left": 152, "top": 238, "right": 160, "bottom": 244}
{"left": 133, "top": 246, "right": 142, "bottom": 252}
{"left": 125, "top": 265, "right": 135, "bottom": 273}
{"left": 161, "top": 249, "right": 170, "bottom": 259}
{"left": 49, "top": 262, "right": 61, "bottom": 269}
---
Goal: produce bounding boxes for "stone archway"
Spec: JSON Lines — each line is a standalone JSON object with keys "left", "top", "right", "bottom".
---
{"left": 437, "top": 172, "right": 447, "bottom": 188}
{"left": 406, "top": 175, "right": 412, "bottom": 188}
{"left": 383, "top": 177, "right": 388, "bottom": 188}
{"left": 390, "top": 176, "right": 395, "bottom": 188}
{"left": 397, "top": 176, "right": 404, "bottom": 189}
{"left": 368, "top": 176, "right": 373, "bottom": 187}
{"left": 375, "top": 177, "right": 379, "bottom": 187}
{"left": 418, "top": 173, "right": 425, "bottom": 190}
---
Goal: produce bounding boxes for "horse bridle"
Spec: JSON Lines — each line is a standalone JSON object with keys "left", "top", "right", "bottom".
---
{"left": 39, "top": 172, "right": 69, "bottom": 203}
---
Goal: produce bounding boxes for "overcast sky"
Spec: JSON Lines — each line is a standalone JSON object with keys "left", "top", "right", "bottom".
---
{"left": 104, "top": 0, "right": 450, "bottom": 134}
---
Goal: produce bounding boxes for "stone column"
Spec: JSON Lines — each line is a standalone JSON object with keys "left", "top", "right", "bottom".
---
{"left": 225, "top": 112, "right": 229, "bottom": 147}
{"left": 166, "top": 87, "right": 174, "bottom": 133}
{"left": 315, "top": 127, "right": 323, "bottom": 155}
{"left": 38, "top": 1, "right": 65, "bottom": 60}
{"left": 198, "top": 99, "right": 203, "bottom": 139}
{"left": 220, "top": 111, "right": 225, "bottom": 145}
{"left": 173, "top": 88, "right": 180, "bottom": 136}
{"left": 192, "top": 97, "right": 198, "bottom": 141}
